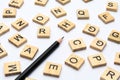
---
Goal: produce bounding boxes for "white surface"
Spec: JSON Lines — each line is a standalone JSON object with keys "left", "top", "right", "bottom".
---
{"left": 0, "top": 0, "right": 120, "bottom": 80}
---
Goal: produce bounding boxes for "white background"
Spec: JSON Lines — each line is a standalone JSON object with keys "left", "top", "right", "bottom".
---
{"left": 0, "top": 0, "right": 120, "bottom": 80}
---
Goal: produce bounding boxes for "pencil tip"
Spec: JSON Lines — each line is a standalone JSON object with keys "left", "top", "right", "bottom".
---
{"left": 61, "top": 36, "right": 64, "bottom": 39}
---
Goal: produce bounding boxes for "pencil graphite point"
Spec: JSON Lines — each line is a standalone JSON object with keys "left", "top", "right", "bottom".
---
{"left": 57, "top": 36, "right": 64, "bottom": 43}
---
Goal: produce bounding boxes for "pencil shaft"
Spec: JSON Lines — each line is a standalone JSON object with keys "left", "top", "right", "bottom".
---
{"left": 15, "top": 41, "right": 60, "bottom": 80}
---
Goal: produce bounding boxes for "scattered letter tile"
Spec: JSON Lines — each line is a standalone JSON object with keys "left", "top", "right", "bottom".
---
{"left": 51, "top": 7, "right": 67, "bottom": 18}
{"left": 69, "top": 38, "right": 86, "bottom": 51}
{"left": 58, "top": 19, "right": 75, "bottom": 32}
{"left": 9, "top": 0, "right": 24, "bottom": 8}
{"left": 100, "top": 67, "right": 120, "bottom": 80}
{"left": 43, "top": 62, "right": 62, "bottom": 77}
{"left": 98, "top": 12, "right": 114, "bottom": 24}
{"left": 83, "top": 24, "right": 99, "bottom": 36}
{"left": 3, "top": 8, "right": 16, "bottom": 18}
{"left": 90, "top": 38, "right": 107, "bottom": 51}
{"left": 33, "top": 13, "right": 49, "bottom": 25}
{"left": 88, "top": 53, "right": 106, "bottom": 68}
{"left": 37, "top": 26, "right": 50, "bottom": 38}
{"left": 108, "top": 30, "right": 120, "bottom": 43}
{"left": 11, "top": 18, "right": 28, "bottom": 31}
{"left": 20, "top": 45, "right": 38, "bottom": 60}
{"left": 8, "top": 33, "right": 27, "bottom": 47}
{"left": 77, "top": 9, "right": 89, "bottom": 19}
{"left": 35, "top": 0, "right": 48, "bottom": 6}
{"left": 65, "top": 53, "right": 84, "bottom": 70}
{"left": 4, "top": 61, "right": 21, "bottom": 76}
{"left": 114, "top": 52, "right": 120, "bottom": 65}
{"left": 56, "top": 0, "right": 71, "bottom": 5}
{"left": 0, "top": 23, "right": 10, "bottom": 36}
{"left": 0, "top": 45, "right": 7, "bottom": 58}
{"left": 106, "top": 1, "right": 118, "bottom": 12}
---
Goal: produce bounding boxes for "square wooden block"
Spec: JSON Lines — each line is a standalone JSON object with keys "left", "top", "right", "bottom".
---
{"left": 58, "top": 19, "right": 75, "bottom": 32}
{"left": 33, "top": 13, "right": 49, "bottom": 25}
{"left": 11, "top": 18, "right": 28, "bottom": 31}
{"left": 4, "top": 61, "right": 21, "bottom": 76}
{"left": 69, "top": 38, "right": 86, "bottom": 51}
{"left": 3, "top": 8, "right": 16, "bottom": 18}
{"left": 65, "top": 53, "right": 84, "bottom": 70}
{"left": 83, "top": 0, "right": 92, "bottom": 3}
{"left": 35, "top": 0, "right": 48, "bottom": 6}
{"left": 83, "top": 24, "right": 99, "bottom": 36}
{"left": 56, "top": 0, "right": 71, "bottom": 5}
{"left": 37, "top": 26, "right": 50, "bottom": 38}
{"left": 108, "top": 30, "right": 120, "bottom": 43}
{"left": 0, "top": 45, "right": 7, "bottom": 58}
{"left": 100, "top": 67, "right": 120, "bottom": 80}
{"left": 0, "top": 23, "right": 10, "bottom": 36}
{"left": 51, "top": 7, "right": 67, "bottom": 18}
{"left": 25, "top": 78, "right": 36, "bottom": 80}
{"left": 77, "top": 9, "right": 89, "bottom": 19}
{"left": 90, "top": 38, "right": 107, "bottom": 51}
{"left": 88, "top": 53, "right": 106, "bottom": 68}
{"left": 98, "top": 12, "right": 114, "bottom": 24}
{"left": 106, "top": 1, "right": 118, "bottom": 12}
{"left": 20, "top": 45, "right": 38, "bottom": 60}
{"left": 9, "top": 0, "right": 24, "bottom": 8}
{"left": 43, "top": 62, "right": 62, "bottom": 77}
{"left": 114, "top": 52, "right": 120, "bottom": 65}
{"left": 8, "top": 33, "right": 27, "bottom": 47}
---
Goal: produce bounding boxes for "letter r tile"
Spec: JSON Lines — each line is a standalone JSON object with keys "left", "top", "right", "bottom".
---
{"left": 100, "top": 67, "right": 120, "bottom": 80}
{"left": 43, "top": 62, "right": 62, "bottom": 77}
{"left": 65, "top": 53, "right": 84, "bottom": 70}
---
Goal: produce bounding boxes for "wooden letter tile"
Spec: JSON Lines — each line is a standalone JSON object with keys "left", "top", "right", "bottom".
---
{"left": 108, "top": 30, "right": 120, "bottom": 43}
{"left": 90, "top": 38, "right": 107, "bottom": 51}
{"left": 65, "top": 53, "right": 84, "bottom": 70}
{"left": 83, "top": 24, "right": 99, "bottom": 36}
{"left": 0, "top": 23, "right": 10, "bottom": 36}
{"left": 114, "top": 52, "right": 120, "bottom": 65}
{"left": 37, "top": 26, "right": 50, "bottom": 38}
{"left": 51, "top": 7, "right": 67, "bottom": 18}
{"left": 77, "top": 9, "right": 89, "bottom": 19}
{"left": 35, "top": 0, "right": 48, "bottom": 6}
{"left": 69, "top": 38, "right": 86, "bottom": 51}
{"left": 100, "top": 67, "right": 120, "bottom": 80}
{"left": 8, "top": 33, "right": 27, "bottom": 47}
{"left": 4, "top": 61, "right": 21, "bottom": 76}
{"left": 25, "top": 78, "right": 36, "bottom": 80}
{"left": 0, "top": 45, "right": 7, "bottom": 58}
{"left": 98, "top": 12, "right": 114, "bottom": 24}
{"left": 83, "top": 0, "right": 92, "bottom": 3}
{"left": 9, "top": 0, "right": 24, "bottom": 8}
{"left": 58, "top": 19, "right": 75, "bottom": 32}
{"left": 33, "top": 13, "right": 49, "bottom": 25}
{"left": 88, "top": 53, "right": 106, "bottom": 68}
{"left": 20, "top": 45, "right": 38, "bottom": 60}
{"left": 43, "top": 62, "right": 62, "bottom": 77}
{"left": 56, "top": 0, "right": 71, "bottom": 5}
{"left": 11, "top": 18, "right": 28, "bottom": 31}
{"left": 3, "top": 8, "right": 16, "bottom": 18}
{"left": 106, "top": 1, "right": 118, "bottom": 12}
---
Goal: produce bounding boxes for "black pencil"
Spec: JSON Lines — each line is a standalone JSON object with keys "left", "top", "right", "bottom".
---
{"left": 15, "top": 37, "right": 64, "bottom": 80}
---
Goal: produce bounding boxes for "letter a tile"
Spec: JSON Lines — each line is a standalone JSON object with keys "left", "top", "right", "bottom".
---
{"left": 65, "top": 53, "right": 84, "bottom": 70}
{"left": 20, "top": 45, "right": 38, "bottom": 60}
{"left": 4, "top": 61, "right": 21, "bottom": 76}
{"left": 100, "top": 67, "right": 120, "bottom": 80}
{"left": 8, "top": 33, "right": 27, "bottom": 47}
{"left": 43, "top": 62, "right": 62, "bottom": 77}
